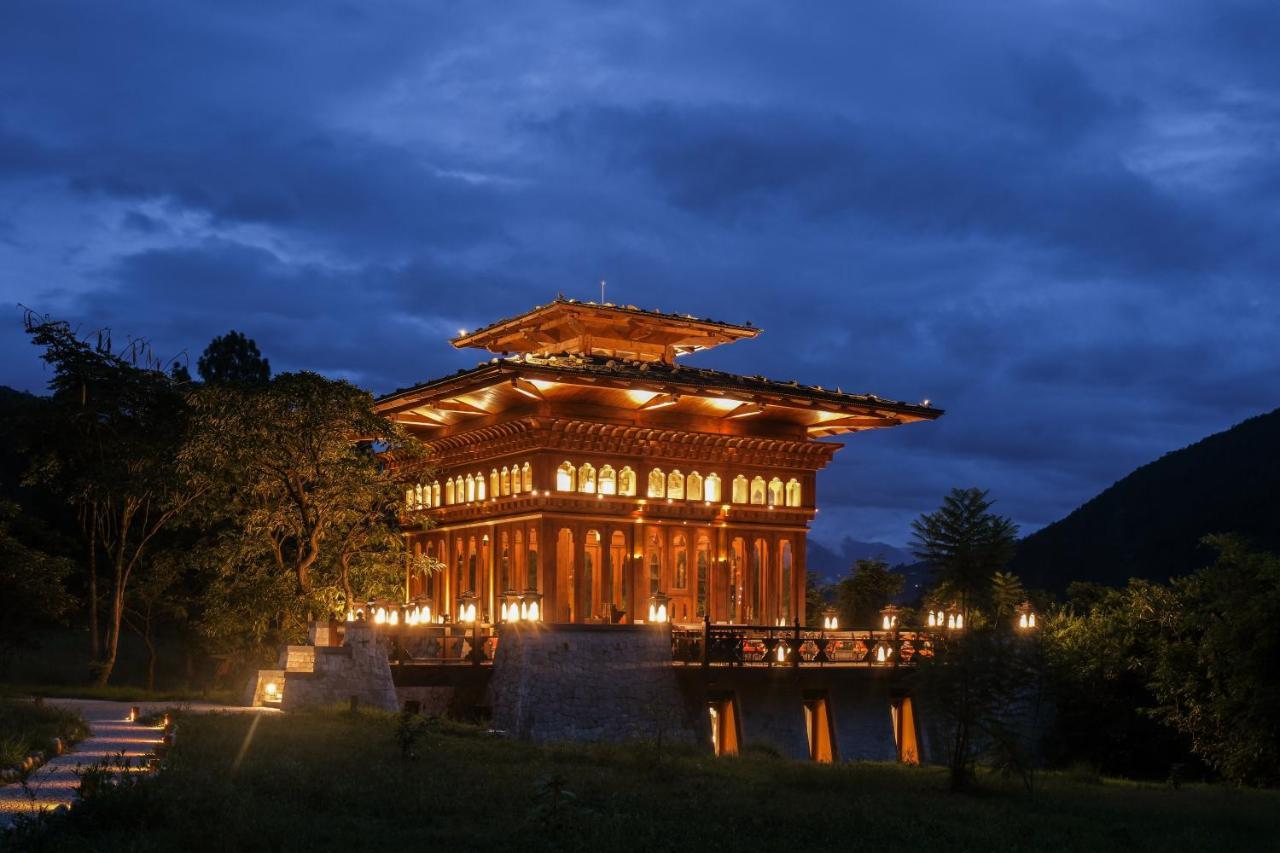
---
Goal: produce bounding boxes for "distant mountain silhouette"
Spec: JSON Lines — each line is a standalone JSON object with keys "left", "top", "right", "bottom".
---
{"left": 806, "top": 536, "right": 914, "bottom": 584}
{"left": 1011, "top": 406, "right": 1280, "bottom": 591}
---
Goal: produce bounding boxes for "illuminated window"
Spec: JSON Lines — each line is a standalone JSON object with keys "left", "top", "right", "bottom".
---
{"left": 414, "top": 483, "right": 423, "bottom": 509}
{"left": 432, "top": 481, "right": 441, "bottom": 506}
{"left": 490, "top": 469, "right": 500, "bottom": 498}
{"left": 705, "top": 473, "right": 722, "bottom": 502}
{"left": 522, "top": 462, "right": 533, "bottom": 492}
{"left": 578, "top": 462, "right": 596, "bottom": 493}
{"left": 618, "top": 466, "right": 636, "bottom": 496}
{"left": 768, "top": 477, "right": 783, "bottom": 505}
{"left": 687, "top": 471, "right": 703, "bottom": 501}
{"left": 750, "top": 476, "right": 766, "bottom": 505}
{"left": 476, "top": 473, "right": 486, "bottom": 500}
{"left": 648, "top": 468, "right": 666, "bottom": 498}
{"left": 599, "top": 465, "right": 617, "bottom": 495}
{"left": 405, "top": 488, "right": 414, "bottom": 510}
{"left": 455, "top": 476, "right": 464, "bottom": 503}
{"left": 785, "top": 478, "right": 801, "bottom": 507}
{"left": 647, "top": 531, "right": 663, "bottom": 594}
{"left": 556, "top": 461, "right": 576, "bottom": 492}
{"left": 732, "top": 475, "right": 748, "bottom": 504}
{"left": 667, "top": 470, "right": 684, "bottom": 500}
{"left": 466, "top": 474, "right": 476, "bottom": 503}
{"left": 501, "top": 467, "right": 511, "bottom": 496}
{"left": 445, "top": 479, "right": 455, "bottom": 505}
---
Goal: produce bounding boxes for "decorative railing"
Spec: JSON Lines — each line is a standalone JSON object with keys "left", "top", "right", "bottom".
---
{"left": 671, "top": 622, "right": 938, "bottom": 668}
{"left": 375, "top": 623, "right": 500, "bottom": 666}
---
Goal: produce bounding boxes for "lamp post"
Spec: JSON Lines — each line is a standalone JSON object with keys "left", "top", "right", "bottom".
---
{"left": 821, "top": 607, "right": 839, "bottom": 631}
{"left": 1016, "top": 601, "right": 1038, "bottom": 631}
{"left": 879, "top": 605, "right": 900, "bottom": 632}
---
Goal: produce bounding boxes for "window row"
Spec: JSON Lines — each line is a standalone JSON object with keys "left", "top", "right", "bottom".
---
{"left": 406, "top": 462, "right": 534, "bottom": 510}
{"left": 554, "top": 461, "right": 803, "bottom": 507}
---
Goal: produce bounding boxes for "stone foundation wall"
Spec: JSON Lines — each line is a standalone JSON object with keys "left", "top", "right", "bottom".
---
{"left": 248, "top": 623, "right": 399, "bottom": 712}
{"left": 489, "top": 624, "right": 704, "bottom": 744}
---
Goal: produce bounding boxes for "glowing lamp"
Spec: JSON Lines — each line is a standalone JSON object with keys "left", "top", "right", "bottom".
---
{"left": 458, "top": 591, "right": 478, "bottom": 624}
{"left": 499, "top": 590, "right": 522, "bottom": 622}
{"left": 1016, "top": 601, "right": 1038, "bottom": 630}
{"left": 263, "top": 681, "right": 282, "bottom": 703}
{"left": 647, "top": 591, "right": 671, "bottom": 624}
{"left": 822, "top": 607, "right": 839, "bottom": 631}
{"left": 518, "top": 589, "right": 543, "bottom": 622}
{"left": 879, "top": 605, "right": 900, "bottom": 631}
{"left": 374, "top": 607, "right": 387, "bottom": 625}
{"left": 875, "top": 641, "right": 893, "bottom": 663}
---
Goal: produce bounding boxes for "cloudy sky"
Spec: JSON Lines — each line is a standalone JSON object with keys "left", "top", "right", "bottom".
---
{"left": 2, "top": 1, "right": 1278, "bottom": 549}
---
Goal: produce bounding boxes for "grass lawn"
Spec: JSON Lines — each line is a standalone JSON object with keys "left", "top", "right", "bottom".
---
{"left": 0, "top": 698, "right": 89, "bottom": 769}
{"left": 13, "top": 708, "right": 1279, "bottom": 852}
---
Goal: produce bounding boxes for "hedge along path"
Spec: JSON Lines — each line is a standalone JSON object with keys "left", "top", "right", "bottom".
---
{"left": 0, "top": 698, "right": 279, "bottom": 828}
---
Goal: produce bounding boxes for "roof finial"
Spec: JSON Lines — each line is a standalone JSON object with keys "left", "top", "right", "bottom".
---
{"left": 600, "top": 279, "right": 606, "bottom": 303}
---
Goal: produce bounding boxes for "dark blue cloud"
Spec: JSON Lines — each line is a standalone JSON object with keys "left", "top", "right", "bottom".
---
{"left": 2, "top": 0, "right": 1278, "bottom": 547}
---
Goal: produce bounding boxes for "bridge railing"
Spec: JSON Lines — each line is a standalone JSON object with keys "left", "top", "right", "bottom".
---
{"left": 671, "top": 622, "right": 938, "bottom": 668}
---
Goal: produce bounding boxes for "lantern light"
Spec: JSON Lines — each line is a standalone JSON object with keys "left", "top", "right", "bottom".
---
{"left": 458, "top": 591, "right": 478, "bottom": 624}
{"left": 374, "top": 607, "right": 387, "bottom": 625}
{"left": 879, "top": 605, "right": 900, "bottom": 631}
{"left": 518, "top": 589, "right": 543, "bottom": 622}
{"left": 1016, "top": 601, "right": 1038, "bottom": 630}
{"left": 822, "top": 607, "right": 839, "bottom": 631}
{"left": 647, "top": 591, "right": 671, "bottom": 624}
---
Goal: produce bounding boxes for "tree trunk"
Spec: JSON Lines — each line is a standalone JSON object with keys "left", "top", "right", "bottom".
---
{"left": 85, "top": 506, "right": 100, "bottom": 666}
{"left": 95, "top": 545, "right": 128, "bottom": 687}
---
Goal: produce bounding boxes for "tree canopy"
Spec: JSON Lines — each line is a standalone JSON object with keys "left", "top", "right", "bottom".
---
{"left": 911, "top": 487, "right": 1018, "bottom": 614}
{"left": 196, "top": 330, "right": 270, "bottom": 385}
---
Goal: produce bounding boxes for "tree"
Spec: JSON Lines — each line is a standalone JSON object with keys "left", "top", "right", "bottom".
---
{"left": 1148, "top": 536, "right": 1280, "bottom": 785}
{"left": 804, "top": 573, "right": 829, "bottom": 627}
{"left": 911, "top": 488, "right": 1018, "bottom": 616}
{"left": 0, "top": 500, "right": 75, "bottom": 672}
{"left": 915, "top": 626, "right": 1042, "bottom": 791}
{"left": 990, "top": 571, "right": 1027, "bottom": 623}
{"left": 196, "top": 330, "right": 270, "bottom": 385}
{"left": 184, "top": 372, "right": 428, "bottom": 646}
{"left": 24, "top": 314, "right": 210, "bottom": 685}
{"left": 834, "top": 559, "right": 903, "bottom": 628}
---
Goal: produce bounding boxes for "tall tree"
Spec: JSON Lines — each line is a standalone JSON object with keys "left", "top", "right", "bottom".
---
{"left": 24, "top": 314, "right": 209, "bottom": 684}
{"left": 911, "top": 488, "right": 1018, "bottom": 616}
{"left": 196, "top": 330, "right": 270, "bottom": 385}
{"left": 834, "top": 559, "right": 904, "bottom": 628}
{"left": 0, "top": 499, "right": 75, "bottom": 672}
{"left": 185, "top": 372, "right": 428, "bottom": 630}
{"left": 990, "top": 571, "right": 1027, "bottom": 623}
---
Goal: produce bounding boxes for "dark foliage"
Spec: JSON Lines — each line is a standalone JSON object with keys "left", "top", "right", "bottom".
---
{"left": 196, "top": 330, "right": 270, "bottom": 386}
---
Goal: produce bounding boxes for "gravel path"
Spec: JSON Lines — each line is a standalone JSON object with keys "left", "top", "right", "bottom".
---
{"left": 0, "top": 698, "right": 278, "bottom": 828}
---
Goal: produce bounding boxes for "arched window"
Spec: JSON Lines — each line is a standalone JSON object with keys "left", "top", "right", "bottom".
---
{"left": 432, "top": 482, "right": 441, "bottom": 506}
{"left": 405, "top": 488, "right": 415, "bottom": 510}
{"left": 423, "top": 483, "right": 432, "bottom": 508}
{"left": 618, "top": 466, "right": 636, "bottom": 496}
{"left": 780, "top": 540, "right": 794, "bottom": 623}
{"left": 414, "top": 484, "right": 424, "bottom": 509}
{"left": 732, "top": 475, "right": 749, "bottom": 504}
{"left": 696, "top": 534, "right": 712, "bottom": 617}
{"left": 786, "top": 478, "right": 801, "bottom": 507}
{"left": 499, "top": 532, "right": 510, "bottom": 592}
{"left": 476, "top": 473, "right": 486, "bottom": 500}
{"left": 578, "top": 462, "right": 596, "bottom": 493}
{"left": 490, "top": 469, "right": 499, "bottom": 499}
{"left": 445, "top": 479, "right": 455, "bottom": 505}
{"left": 705, "top": 473, "right": 722, "bottom": 503}
{"left": 527, "top": 529, "right": 539, "bottom": 590}
{"left": 455, "top": 476, "right": 464, "bottom": 503}
{"left": 466, "top": 474, "right": 476, "bottom": 503}
{"left": 673, "top": 533, "right": 688, "bottom": 589}
{"left": 556, "top": 461, "right": 575, "bottom": 492}
{"left": 646, "top": 531, "right": 663, "bottom": 595}
{"left": 768, "top": 477, "right": 783, "bottom": 506}
{"left": 648, "top": 468, "right": 666, "bottom": 498}
{"left": 687, "top": 471, "right": 704, "bottom": 501}
{"left": 522, "top": 462, "right": 533, "bottom": 492}
{"left": 667, "top": 470, "right": 685, "bottom": 500}
{"left": 750, "top": 476, "right": 766, "bottom": 505}
{"left": 599, "top": 465, "right": 617, "bottom": 495}
{"left": 501, "top": 467, "right": 511, "bottom": 496}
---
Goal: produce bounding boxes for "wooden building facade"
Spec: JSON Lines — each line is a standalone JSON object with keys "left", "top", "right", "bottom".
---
{"left": 375, "top": 298, "right": 940, "bottom": 626}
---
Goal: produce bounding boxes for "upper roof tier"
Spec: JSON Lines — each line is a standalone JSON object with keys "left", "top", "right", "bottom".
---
{"left": 451, "top": 297, "right": 759, "bottom": 364}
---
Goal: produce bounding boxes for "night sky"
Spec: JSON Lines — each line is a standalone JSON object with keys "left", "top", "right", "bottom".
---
{"left": 3, "top": 2, "right": 1278, "bottom": 550}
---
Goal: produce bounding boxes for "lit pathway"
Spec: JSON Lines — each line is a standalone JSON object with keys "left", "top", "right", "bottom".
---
{"left": 0, "top": 698, "right": 278, "bottom": 829}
